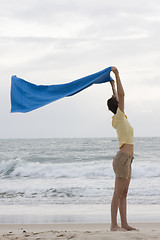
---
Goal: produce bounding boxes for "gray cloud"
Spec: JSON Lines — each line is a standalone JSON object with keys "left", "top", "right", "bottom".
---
{"left": 0, "top": 0, "right": 160, "bottom": 138}
{"left": 2, "top": 0, "right": 159, "bottom": 20}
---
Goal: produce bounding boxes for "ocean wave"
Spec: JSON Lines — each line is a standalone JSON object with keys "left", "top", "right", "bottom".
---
{"left": 0, "top": 158, "right": 160, "bottom": 179}
{"left": 0, "top": 158, "right": 111, "bottom": 178}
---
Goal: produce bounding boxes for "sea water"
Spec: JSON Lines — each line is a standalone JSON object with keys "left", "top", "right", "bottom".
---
{"left": 0, "top": 137, "right": 160, "bottom": 206}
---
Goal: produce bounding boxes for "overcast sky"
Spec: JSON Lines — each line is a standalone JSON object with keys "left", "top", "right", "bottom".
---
{"left": 0, "top": 0, "right": 160, "bottom": 138}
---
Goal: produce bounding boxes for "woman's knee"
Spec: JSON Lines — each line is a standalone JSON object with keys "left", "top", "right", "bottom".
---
{"left": 113, "top": 187, "right": 128, "bottom": 199}
{"left": 123, "top": 191, "right": 128, "bottom": 198}
{"left": 113, "top": 192, "right": 127, "bottom": 200}
{"left": 113, "top": 191, "right": 124, "bottom": 199}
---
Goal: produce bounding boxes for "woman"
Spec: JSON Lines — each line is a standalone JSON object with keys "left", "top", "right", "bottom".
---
{"left": 107, "top": 66, "right": 137, "bottom": 231}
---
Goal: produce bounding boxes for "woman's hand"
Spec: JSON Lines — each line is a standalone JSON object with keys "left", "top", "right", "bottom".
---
{"left": 111, "top": 66, "right": 119, "bottom": 75}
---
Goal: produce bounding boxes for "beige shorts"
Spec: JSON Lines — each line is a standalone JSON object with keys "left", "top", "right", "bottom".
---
{"left": 112, "top": 150, "right": 134, "bottom": 179}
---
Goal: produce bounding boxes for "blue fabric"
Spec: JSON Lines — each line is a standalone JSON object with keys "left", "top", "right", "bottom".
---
{"left": 10, "top": 67, "right": 112, "bottom": 113}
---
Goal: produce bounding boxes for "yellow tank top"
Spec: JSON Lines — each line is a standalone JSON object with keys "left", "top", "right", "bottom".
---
{"left": 112, "top": 107, "right": 134, "bottom": 148}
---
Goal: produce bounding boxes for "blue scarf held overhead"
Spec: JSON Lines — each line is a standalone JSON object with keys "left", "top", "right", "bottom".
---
{"left": 10, "top": 66, "right": 112, "bottom": 113}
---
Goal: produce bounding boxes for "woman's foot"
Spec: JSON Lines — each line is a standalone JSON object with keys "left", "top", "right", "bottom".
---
{"left": 110, "top": 224, "right": 127, "bottom": 231}
{"left": 121, "top": 224, "right": 138, "bottom": 231}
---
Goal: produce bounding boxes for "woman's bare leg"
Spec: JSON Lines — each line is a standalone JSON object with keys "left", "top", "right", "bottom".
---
{"left": 119, "top": 177, "right": 137, "bottom": 230}
{"left": 110, "top": 177, "right": 128, "bottom": 231}
{"left": 118, "top": 178, "right": 130, "bottom": 226}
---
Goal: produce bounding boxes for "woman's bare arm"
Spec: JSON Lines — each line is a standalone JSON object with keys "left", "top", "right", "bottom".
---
{"left": 110, "top": 80, "right": 118, "bottom": 101}
{"left": 111, "top": 67, "right": 125, "bottom": 112}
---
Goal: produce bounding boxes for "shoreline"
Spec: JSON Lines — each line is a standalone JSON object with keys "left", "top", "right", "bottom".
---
{"left": 0, "top": 204, "right": 160, "bottom": 224}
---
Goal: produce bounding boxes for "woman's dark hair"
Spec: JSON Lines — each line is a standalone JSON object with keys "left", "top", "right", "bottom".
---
{"left": 107, "top": 96, "right": 118, "bottom": 114}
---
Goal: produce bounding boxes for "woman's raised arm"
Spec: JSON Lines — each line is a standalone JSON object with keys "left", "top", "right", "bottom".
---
{"left": 111, "top": 67, "right": 125, "bottom": 112}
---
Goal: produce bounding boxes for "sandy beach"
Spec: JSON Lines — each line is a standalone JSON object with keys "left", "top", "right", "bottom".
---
{"left": 0, "top": 223, "right": 160, "bottom": 240}
{"left": 0, "top": 204, "right": 160, "bottom": 239}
